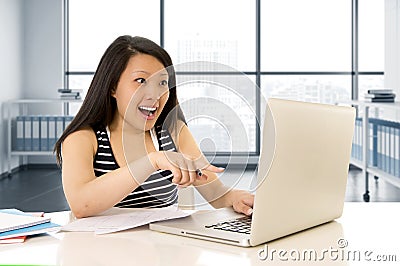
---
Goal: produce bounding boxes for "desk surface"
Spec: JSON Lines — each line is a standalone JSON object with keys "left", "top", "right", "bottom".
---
{"left": 0, "top": 203, "right": 399, "bottom": 266}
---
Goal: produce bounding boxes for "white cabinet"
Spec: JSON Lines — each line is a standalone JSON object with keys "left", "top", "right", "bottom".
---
{"left": 348, "top": 101, "right": 400, "bottom": 201}
{"left": 6, "top": 99, "right": 81, "bottom": 176}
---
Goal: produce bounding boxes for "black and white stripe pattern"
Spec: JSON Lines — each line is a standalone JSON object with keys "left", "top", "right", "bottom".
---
{"left": 93, "top": 125, "right": 178, "bottom": 208}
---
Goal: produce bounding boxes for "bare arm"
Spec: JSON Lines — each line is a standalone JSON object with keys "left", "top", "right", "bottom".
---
{"left": 61, "top": 129, "right": 155, "bottom": 218}
{"left": 61, "top": 127, "right": 223, "bottom": 218}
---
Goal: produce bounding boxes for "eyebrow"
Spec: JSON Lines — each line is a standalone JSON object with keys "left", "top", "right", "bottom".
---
{"left": 131, "top": 70, "right": 149, "bottom": 75}
{"left": 131, "top": 70, "right": 168, "bottom": 76}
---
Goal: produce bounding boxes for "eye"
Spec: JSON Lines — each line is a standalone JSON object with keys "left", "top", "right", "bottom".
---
{"left": 135, "top": 78, "right": 146, "bottom": 84}
{"left": 160, "top": 80, "right": 168, "bottom": 86}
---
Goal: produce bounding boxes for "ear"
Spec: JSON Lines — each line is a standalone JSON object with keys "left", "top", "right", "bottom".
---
{"left": 111, "top": 87, "right": 116, "bottom": 98}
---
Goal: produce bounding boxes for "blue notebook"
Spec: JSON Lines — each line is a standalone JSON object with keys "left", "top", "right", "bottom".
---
{"left": 0, "top": 221, "right": 61, "bottom": 240}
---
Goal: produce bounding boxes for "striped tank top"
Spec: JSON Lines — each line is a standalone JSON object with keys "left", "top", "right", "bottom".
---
{"left": 93, "top": 125, "right": 178, "bottom": 208}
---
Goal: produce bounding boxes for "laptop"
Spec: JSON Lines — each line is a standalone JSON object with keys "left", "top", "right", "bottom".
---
{"left": 149, "top": 98, "right": 356, "bottom": 247}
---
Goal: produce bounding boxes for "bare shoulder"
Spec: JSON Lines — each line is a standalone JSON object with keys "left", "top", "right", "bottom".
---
{"left": 176, "top": 120, "right": 187, "bottom": 131}
{"left": 62, "top": 127, "right": 97, "bottom": 156}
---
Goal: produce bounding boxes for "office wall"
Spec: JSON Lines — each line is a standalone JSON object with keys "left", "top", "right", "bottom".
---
{"left": 23, "top": 0, "right": 63, "bottom": 100}
{"left": 0, "top": 0, "right": 64, "bottom": 175}
{"left": 385, "top": 0, "right": 400, "bottom": 93}
{"left": 0, "top": 0, "right": 24, "bottom": 175}
{"left": 23, "top": 0, "right": 64, "bottom": 165}
{"left": 383, "top": 0, "right": 400, "bottom": 121}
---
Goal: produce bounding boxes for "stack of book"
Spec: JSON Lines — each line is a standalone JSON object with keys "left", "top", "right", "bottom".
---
{"left": 58, "top": 88, "right": 82, "bottom": 100}
{"left": 364, "top": 89, "right": 396, "bottom": 103}
{"left": 0, "top": 209, "right": 60, "bottom": 244}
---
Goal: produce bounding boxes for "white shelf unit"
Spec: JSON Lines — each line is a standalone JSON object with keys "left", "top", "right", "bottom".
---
{"left": 6, "top": 99, "right": 82, "bottom": 176}
{"left": 345, "top": 101, "right": 400, "bottom": 201}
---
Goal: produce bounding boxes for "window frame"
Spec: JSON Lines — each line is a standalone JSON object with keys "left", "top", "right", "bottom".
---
{"left": 64, "top": 0, "right": 384, "bottom": 158}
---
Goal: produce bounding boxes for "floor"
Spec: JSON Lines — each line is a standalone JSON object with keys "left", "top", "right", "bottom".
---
{"left": 1, "top": 167, "right": 400, "bottom": 213}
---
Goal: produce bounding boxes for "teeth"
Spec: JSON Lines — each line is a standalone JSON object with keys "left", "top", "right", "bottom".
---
{"left": 139, "top": 106, "right": 157, "bottom": 112}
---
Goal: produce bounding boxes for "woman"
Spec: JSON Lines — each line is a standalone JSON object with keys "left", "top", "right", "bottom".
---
{"left": 55, "top": 35, "right": 254, "bottom": 218}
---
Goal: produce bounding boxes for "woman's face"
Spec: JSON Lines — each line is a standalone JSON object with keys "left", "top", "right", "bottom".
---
{"left": 112, "top": 53, "right": 170, "bottom": 132}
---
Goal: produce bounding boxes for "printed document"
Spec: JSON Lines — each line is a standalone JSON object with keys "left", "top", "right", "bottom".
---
{"left": 62, "top": 206, "right": 192, "bottom": 234}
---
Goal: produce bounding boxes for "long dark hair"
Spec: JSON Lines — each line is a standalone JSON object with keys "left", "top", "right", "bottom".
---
{"left": 55, "top": 35, "right": 185, "bottom": 164}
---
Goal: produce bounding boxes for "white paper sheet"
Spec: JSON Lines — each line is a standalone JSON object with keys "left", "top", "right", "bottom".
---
{"left": 62, "top": 206, "right": 193, "bottom": 234}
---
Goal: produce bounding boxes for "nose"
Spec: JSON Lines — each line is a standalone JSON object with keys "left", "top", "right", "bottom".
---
{"left": 142, "top": 78, "right": 169, "bottom": 101}
{"left": 142, "top": 80, "right": 161, "bottom": 100}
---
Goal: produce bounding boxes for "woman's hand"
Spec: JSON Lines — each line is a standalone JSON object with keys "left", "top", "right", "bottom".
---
{"left": 149, "top": 151, "right": 224, "bottom": 187}
{"left": 227, "top": 190, "right": 255, "bottom": 216}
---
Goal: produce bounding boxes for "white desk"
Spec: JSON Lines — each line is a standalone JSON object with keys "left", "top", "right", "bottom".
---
{"left": 0, "top": 203, "right": 399, "bottom": 266}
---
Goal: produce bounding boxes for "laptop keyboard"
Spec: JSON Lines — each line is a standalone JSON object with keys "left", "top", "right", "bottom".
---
{"left": 205, "top": 216, "right": 252, "bottom": 234}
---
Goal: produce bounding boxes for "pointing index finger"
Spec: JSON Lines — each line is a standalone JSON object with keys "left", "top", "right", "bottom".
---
{"left": 205, "top": 164, "right": 225, "bottom": 173}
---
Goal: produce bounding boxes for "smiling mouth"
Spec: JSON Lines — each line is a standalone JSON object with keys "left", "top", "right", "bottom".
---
{"left": 138, "top": 106, "right": 158, "bottom": 117}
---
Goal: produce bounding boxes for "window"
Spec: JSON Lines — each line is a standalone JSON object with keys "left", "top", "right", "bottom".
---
{"left": 358, "top": 0, "right": 384, "bottom": 99}
{"left": 66, "top": 0, "right": 384, "bottom": 156}
{"left": 358, "top": 0, "right": 384, "bottom": 72}
{"left": 164, "top": 0, "right": 256, "bottom": 153}
{"left": 67, "top": 0, "right": 160, "bottom": 94}
{"left": 68, "top": 0, "right": 160, "bottom": 72}
{"left": 176, "top": 73, "right": 257, "bottom": 153}
{"left": 164, "top": 0, "right": 255, "bottom": 71}
{"left": 261, "top": 0, "right": 351, "bottom": 72}
{"left": 261, "top": 75, "right": 351, "bottom": 104}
